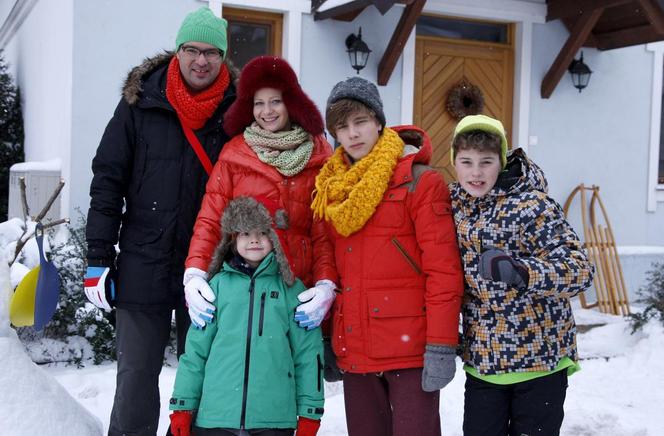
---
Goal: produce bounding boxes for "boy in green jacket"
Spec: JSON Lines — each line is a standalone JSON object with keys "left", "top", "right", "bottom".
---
{"left": 169, "top": 196, "right": 324, "bottom": 436}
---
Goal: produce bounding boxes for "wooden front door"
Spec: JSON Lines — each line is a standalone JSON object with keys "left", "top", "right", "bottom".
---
{"left": 414, "top": 34, "right": 514, "bottom": 182}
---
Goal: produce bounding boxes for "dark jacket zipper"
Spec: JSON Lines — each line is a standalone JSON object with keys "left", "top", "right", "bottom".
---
{"left": 258, "top": 292, "right": 266, "bottom": 336}
{"left": 240, "top": 277, "right": 256, "bottom": 429}
{"left": 317, "top": 353, "right": 323, "bottom": 392}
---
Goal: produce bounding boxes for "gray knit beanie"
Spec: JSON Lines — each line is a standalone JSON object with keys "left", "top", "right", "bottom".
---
{"left": 326, "top": 76, "right": 386, "bottom": 128}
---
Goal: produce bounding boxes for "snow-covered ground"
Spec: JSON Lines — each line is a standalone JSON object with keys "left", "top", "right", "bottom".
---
{"left": 34, "top": 302, "right": 664, "bottom": 435}
{"left": 1, "top": 218, "right": 662, "bottom": 435}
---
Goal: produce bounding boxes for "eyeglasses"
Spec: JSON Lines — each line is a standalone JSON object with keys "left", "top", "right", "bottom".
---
{"left": 180, "top": 45, "right": 223, "bottom": 62}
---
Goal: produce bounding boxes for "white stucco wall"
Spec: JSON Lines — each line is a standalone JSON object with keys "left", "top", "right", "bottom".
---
{"left": 2, "top": 0, "right": 73, "bottom": 216}
{"left": 68, "top": 0, "right": 204, "bottom": 218}
{"left": 528, "top": 20, "right": 664, "bottom": 247}
{"left": 300, "top": 6, "right": 404, "bottom": 137}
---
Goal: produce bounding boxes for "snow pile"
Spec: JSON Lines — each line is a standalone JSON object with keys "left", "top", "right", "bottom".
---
{"left": 0, "top": 254, "right": 103, "bottom": 436}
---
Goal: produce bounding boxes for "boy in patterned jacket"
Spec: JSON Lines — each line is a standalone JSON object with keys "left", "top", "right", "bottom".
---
{"left": 449, "top": 114, "right": 594, "bottom": 436}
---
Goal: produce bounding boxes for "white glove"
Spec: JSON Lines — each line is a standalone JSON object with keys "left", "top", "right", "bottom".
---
{"left": 183, "top": 267, "right": 216, "bottom": 328}
{"left": 294, "top": 279, "right": 336, "bottom": 330}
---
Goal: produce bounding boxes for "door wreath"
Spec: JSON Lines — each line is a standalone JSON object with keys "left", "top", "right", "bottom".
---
{"left": 445, "top": 80, "right": 484, "bottom": 120}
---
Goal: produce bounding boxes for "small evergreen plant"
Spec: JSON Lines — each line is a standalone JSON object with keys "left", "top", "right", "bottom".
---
{"left": 0, "top": 50, "right": 25, "bottom": 220}
{"left": 629, "top": 262, "right": 664, "bottom": 333}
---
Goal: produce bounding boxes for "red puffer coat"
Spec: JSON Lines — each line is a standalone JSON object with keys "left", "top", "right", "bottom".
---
{"left": 186, "top": 134, "right": 337, "bottom": 287}
{"left": 329, "top": 125, "right": 464, "bottom": 373}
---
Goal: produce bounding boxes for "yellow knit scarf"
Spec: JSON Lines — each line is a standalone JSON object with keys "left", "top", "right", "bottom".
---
{"left": 311, "top": 127, "right": 404, "bottom": 237}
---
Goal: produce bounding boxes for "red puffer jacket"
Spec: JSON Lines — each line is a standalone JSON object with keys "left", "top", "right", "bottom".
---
{"left": 186, "top": 133, "right": 338, "bottom": 287}
{"left": 329, "top": 125, "right": 464, "bottom": 373}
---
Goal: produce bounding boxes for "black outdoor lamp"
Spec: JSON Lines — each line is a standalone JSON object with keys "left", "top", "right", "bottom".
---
{"left": 568, "top": 51, "right": 592, "bottom": 93}
{"left": 346, "top": 27, "right": 371, "bottom": 74}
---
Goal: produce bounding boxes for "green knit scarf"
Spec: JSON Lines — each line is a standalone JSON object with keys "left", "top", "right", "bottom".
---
{"left": 244, "top": 122, "right": 314, "bottom": 177}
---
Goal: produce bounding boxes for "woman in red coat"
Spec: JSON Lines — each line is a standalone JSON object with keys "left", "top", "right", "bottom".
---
{"left": 183, "top": 56, "right": 337, "bottom": 329}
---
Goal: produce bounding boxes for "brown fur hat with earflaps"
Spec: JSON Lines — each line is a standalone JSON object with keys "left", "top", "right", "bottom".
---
{"left": 207, "top": 196, "right": 295, "bottom": 285}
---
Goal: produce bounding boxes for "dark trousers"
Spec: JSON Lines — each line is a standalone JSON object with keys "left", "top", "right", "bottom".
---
{"left": 343, "top": 368, "right": 441, "bottom": 436}
{"left": 108, "top": 305, "right": 189, "bottom": 436}
{"left": 463, "top": 370, "right": 569, "bottom": 436}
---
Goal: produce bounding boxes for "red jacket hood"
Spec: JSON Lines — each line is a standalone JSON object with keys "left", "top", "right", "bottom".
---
{"left": 390, "top": 125, "right": 433, "bottom": 185}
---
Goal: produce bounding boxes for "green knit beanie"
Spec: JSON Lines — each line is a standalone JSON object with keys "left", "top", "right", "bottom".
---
{"left": 451, "top": 114, "right": 509, "bottom": 168}
{"left": 176, "top": 7, "right": 228, "bottom": 56}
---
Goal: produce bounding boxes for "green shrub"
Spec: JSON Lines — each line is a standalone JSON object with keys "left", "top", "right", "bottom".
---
{"left": 629, "top": 262, "right": 664, "bottom": 333}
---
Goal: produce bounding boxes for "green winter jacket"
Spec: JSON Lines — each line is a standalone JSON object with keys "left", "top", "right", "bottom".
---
{"left": 170, "top": 253, "right": 324, "bottom": 429}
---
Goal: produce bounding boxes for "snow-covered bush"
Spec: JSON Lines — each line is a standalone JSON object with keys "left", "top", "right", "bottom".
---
{"left": 629, "top": 262, "right": 664, "bottom": 333}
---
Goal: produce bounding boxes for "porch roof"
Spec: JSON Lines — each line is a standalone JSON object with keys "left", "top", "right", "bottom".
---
{"left": 311, "top": 1, "right": 424, "bottom": 86}
{"left": 542, "top": 0, "right": 664, "bottom": 97}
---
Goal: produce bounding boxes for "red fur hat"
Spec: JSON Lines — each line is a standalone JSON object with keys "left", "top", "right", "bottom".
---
{"left": 223, "top": 56, "right": 324, "bottom": 137}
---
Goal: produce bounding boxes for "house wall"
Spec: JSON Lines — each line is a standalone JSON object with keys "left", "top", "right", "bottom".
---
{"left": 2, "top": 0, "right": 74, "bottom": 216}
{"left": 528, "top": 20, "right": 664, "bottom": 248}
{"left": 300, "top": 6, "right": 404, "bottom": 135}
{"left": 68, "top": 0, "right": 204, "bottom": 220}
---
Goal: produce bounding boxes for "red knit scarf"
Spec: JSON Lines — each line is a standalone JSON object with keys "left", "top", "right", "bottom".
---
{"left": 166, "top": 57, "right": 230, "bottom": 130}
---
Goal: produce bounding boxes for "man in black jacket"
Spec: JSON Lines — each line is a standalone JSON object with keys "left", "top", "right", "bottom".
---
{"left": 84, "top": 7, "right": 236, "bottom": 435}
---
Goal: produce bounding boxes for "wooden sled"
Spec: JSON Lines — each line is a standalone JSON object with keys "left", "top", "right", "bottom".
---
{"left": 562, "top": 184, "right": 630, "bottom": 316}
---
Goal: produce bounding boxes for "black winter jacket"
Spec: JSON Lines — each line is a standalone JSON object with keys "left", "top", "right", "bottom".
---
{"left": 86, "top": 53, "right": 237, "bottom": 310}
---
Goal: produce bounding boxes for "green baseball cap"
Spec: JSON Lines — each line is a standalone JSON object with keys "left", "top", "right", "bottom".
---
{"left": 451, "top": 114, "right": 509, "bottom": 168}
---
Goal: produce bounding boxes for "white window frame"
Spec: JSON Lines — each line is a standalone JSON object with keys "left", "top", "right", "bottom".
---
{"left": 207, "top": 0, "right": 309, "bottom": 77}
{"left": 400, "top": 0, "right": 546, "bottom": 154}
{"left": 646, "top": 42, "right": 664, "bottom": 212}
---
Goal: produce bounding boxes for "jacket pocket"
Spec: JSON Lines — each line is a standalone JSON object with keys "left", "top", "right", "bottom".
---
{"left": 331, "top": 297, "right": 346, "bottom": 357}
{"left": 391, "top": 237, "right": 422, "bottom": 275}
{"left": 366, "top": 289, "right": 426, "bottom": 359}
{"left": 367, "top": 189, "right": 407, "bottom": 228}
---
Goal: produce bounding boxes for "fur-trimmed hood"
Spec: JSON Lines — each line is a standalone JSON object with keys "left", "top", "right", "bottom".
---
{"left": 121, "top": 51, "right": 239, "bottom": 105}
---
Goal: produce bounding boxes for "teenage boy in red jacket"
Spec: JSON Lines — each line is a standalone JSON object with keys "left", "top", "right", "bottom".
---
{"left": 311, "top": 77, "right": 465, "bottom": 436}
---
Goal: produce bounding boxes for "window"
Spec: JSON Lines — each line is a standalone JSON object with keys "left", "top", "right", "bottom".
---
{"left": 222, "top": 7, "right": 283, "bottom": 69}
{"left": 416, "top": 15, "right": 509, "bottom": 44}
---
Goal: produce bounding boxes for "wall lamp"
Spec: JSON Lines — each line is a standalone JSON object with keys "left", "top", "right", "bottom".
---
{"left": 568, "top": 51, "right": 592, "bottom": 93}
{"left": 346, "top": 27, "right": 371, "bottom": 74}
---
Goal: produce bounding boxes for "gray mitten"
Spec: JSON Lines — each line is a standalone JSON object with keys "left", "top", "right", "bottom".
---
{"left": 479, "top": 248, "right": 529, "bottom": 290}
{"left": 421, "top": 345, "right": 456, "bottom": 392}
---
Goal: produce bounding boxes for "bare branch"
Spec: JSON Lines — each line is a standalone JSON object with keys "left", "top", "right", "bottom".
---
{"left": 19, "top": 177, "right": 29, "bottom": 220}
{"left": 34, "top": 179, "right": 65, "bottom": 223}
{"left": 8, "top": 218, "right": 70, "bottom": 267}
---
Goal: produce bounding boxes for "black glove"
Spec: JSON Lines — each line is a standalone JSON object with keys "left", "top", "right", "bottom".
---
{"left": 323, "top": 337, "right": 343, "bottom": 382}
{"left": 479, "top": 248, "right": 529, "bottom": 290}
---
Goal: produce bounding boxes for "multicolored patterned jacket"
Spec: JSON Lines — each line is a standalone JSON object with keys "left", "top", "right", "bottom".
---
{"left": 449, "top": 148, "right": 594, "bottom": 375}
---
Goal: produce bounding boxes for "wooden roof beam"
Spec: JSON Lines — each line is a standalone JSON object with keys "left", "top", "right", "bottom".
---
{"left": 595, "top": 24, "right": 663, "bottom": 50}
{"left": 637, "top": 0, "right": 664, "bottom": 34}
{"left": 377, "top": 0, "right": 425, "bottom": 85}
{"left": 541, "top": 8, "right": 604, "bottom": 98}
{"left": 314, "top": 0, "right": 371, "bottom": 21}
{"left": 547, "top": 0, "right": 631, "bottom": 22}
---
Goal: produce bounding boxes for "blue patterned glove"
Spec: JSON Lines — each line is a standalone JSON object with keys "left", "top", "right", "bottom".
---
{"left": 84, "top": 266, "right": 115, "bottom": 311}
